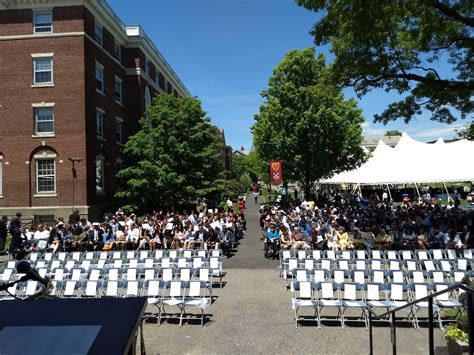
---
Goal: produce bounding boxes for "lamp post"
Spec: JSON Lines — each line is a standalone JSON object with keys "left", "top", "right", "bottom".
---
{"left": 68, "top": 157, "right": 82, "bottom": 212}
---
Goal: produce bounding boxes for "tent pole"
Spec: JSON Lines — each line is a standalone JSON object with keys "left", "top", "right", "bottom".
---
{"left": 358, "top": 183, "right": 362, "bottom": 196}
{"left": 443, "top": 181, "right": 453, "bottom": 203}
{"left": 386, "top": 184, "right": 393, "bottom": 202}
{"left": 414, "top": 183, "right": 421, "bottom": 199}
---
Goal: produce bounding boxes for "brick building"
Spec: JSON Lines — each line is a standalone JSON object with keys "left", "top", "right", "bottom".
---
{"left": 0, "top": 0, "right": 192, "bottom": 221}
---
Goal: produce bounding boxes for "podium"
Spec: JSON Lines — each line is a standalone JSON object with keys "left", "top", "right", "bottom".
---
{"left": 0, "top": 297, "right": 147, "bottom": 355}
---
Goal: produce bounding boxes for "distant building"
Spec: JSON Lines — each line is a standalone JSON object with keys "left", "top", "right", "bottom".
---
{"left": 233, "top": 146, "right": 249, "bottom": 157}
{"left": 362, "top": 135, "right": 401, "bottom": 150}
{"left": 0, "top": 0, "right": 190, "bottom": 220}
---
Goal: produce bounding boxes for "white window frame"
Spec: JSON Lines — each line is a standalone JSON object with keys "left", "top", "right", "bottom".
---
{"left": 113, "top": 41, "right": 121, "bottom": 62}
{"left": 35, "top": 157, "right": 56, "bottom": 195}
{"left": 94, "top": 21, "right": 103, "bottom": 45}
{"left": 96, "top": 108, "right": 105, "bottom": 139}
{"left": 115, "top": 117, "right": 123, "bottom": 145}
{"left": 33, "top": 56, "right": 53, "bottom": 85}
{"left": 33, "top": 106, "right": 54, "bottom": 135}
{"left": 33, "top": 11, "right": 53, "bottom": 34}
{"left": 95, "top": 155, "right": 105, "bottom": 194}
{"left": 114, "top": 76, "right": 122, "bottom": 104}
{"left": 95, "top": 61, "right": 104, "bottom": 94}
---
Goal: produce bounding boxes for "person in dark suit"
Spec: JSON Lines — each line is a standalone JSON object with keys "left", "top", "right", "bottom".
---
{"left": 194, "top": 224, "right": 208, "bottom": 249}
{"left": 9, "top": 229, "right": 29, "bottom": 260}
{"left": 0, "top": 215, "right": 7, "bottom": 253}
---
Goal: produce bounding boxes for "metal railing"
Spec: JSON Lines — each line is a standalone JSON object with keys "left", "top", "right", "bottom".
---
{"left": 367, "top": 283, "right": 474, "bottom": 355}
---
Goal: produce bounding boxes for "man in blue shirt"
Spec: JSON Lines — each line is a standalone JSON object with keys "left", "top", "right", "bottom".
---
{"left": 265, "top": 224, "right": 280, "bottom": 258}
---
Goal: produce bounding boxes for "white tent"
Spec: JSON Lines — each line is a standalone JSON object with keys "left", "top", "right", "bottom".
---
{"left": 325, "top": 133, "right": 474, "bottom": 184}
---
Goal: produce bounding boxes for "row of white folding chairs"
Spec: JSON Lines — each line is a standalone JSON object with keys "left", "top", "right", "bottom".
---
{"left": 288, "top": 268, "right": 471, "bottom": 286}
{"left": 291, "top": 281, "right": 463, "bottom": 329}
{"left": 27, "top": 249, "right": 224, "bottom": 263}
{"left": 281, "top": 258, "right": 471, "bottom": 277}
{"left": 2, "top": 256, "right": 224, "bottom": 276}
{"left": 280, "top": 248, "right": 473, "bottom": 262}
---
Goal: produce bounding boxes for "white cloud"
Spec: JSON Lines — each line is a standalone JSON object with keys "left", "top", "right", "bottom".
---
{"left": 408, "top": 124, "right": 466, "bottom": 139}
{"left": 361, "top": 121, "right": 386, "bottom": 136}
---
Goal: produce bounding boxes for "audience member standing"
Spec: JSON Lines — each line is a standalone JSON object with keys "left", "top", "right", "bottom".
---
{"left": 0, "top": 215, "right": 7, "bottom": 253}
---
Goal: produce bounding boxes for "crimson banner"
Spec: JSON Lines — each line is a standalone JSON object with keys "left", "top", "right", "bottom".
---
{"left": 270, "top": 160, "right": 283, "bottom": 183}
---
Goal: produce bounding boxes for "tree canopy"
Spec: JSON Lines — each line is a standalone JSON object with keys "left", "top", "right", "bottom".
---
{"left": 252, "top": 47, "right": 366, "bottom": 197}
{"left": 116, "top": 94, "right": 224, "bottom": 212}
{"left": 385, "top": 130, "right": 403, "bottom": 136}
{"left": 295, "top": 0, "right": 473, "bottom": 124}
{"left": 456, "top": 121, "right": 474, "bottom": 140}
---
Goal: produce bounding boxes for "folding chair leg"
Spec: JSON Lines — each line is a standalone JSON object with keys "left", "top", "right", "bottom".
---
{"left": 179, "top": 306, "right": 184, "bottom": 327}
{"left": 201, "top": 309, "right": 204, "bottom": 327}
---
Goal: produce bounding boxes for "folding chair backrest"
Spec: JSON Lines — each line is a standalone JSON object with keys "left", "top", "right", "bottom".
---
{"left": 169, "top": 281, "right": 182, "bottom": 297}
{"left": 177, "top": 258, "right": 187, "bottom": 268}
{"left": 155, "top": 250, "right": 164, "bottom": 259}
{"left": 112, "top": 251, "right": 121, "bottom": 259}
{"left": 169, "top": 250, "right": 178, "bottom": 259}
{"left": 389, "top": 283, "right": 404, "bottom": 301}
{"left": 210, "top": 249, "right": 222, "bottom": 257}
{"left": 180, "top": 268, "right": 191, "bottom": 281}
{"left": 446, "top": 249, "right": 457, "bottom": 260}
{"left": 434, "top": 284, "right": 450, "bottom": 301}
{"left": 355, "top": 260, "right": 366, "bottom": 270}
{"left": 106, "top": 281, "right": 119, "bottom": 297}
{"left": 304, "top": 259, "right": 315, "bottom": 270}
{"left": 463, "top": 249, "right": 472, "bottom": 259}
{"left": 432, "top": 249, "right": 444, "bottom": 260}
{"left": 108, "top": 268, "right": 119, "bottom": 281}
{"left": 440, "top": 260, "right": 451, "bottom": 272}
{"left": 192, "top": 257, "right": 203, "bottom": 268}
{"left": 126, "top": 281, "right": 139, "bottom": 296}
{"left": 197, "top": 250, "right": 207, "bottom": 258}
{"left": 294, "top": 269, "right": 306, "bottom": 282}
{"left": 126, "top": 268, "right": 137, "bottom": 281}
{"left": 453, "top": 271, "right": 466, "bottom": 283}
{"left": 367, "top": 284, "right": 381, "bottom": 300}
{"left": 343, "top": 283, "right": 357, "bottom": 300}
{"left": 1, "top": 268, "right": 13, "bottom": 281}
{"left": 84, "top": 252, "right": 95, "bottom": 260}
{"left": 146, "top": 280, "right": 160, "bottom": 297}
{"left": 85, "top": 281, "right": 98, "bottom": 297}
{"left": 311, "top": 250, "right": 322, "bottom": 260}
{"left": 54, "top": 268, "right": 65, "bottom": 281}
{"left": 414, "top": 284, "right": 428, "bottom": 299}
{"left": 321, "top": 282, "right": 334, "bottom": 299}
{"left": 356, "top": 250, "right": 366, "bottom": 259}
{"left": 341, "top": 250, "right": 352, "bottom": 260}
{"left": 97, "top": 259, "right": 106, "bottom": 269}
{"left": 334, "top": 270, "right": 345, "bottom": 284}
{"left": 297, "top": 250, "right": 306, "bottom": 260}
{"left": 38, "top": 268, "right": 48, "bottom": 278}
{"left": 389, "top": 260, "right": 400, "bottom": 271}
{"left": 144, "top": 269, "right": 155, "bottom": 282}
{"left": 126, "top": 251, "right": 135, "bottom": 259}
{"left": 49, "top": 260, "right": 60, "bottom": 270}
{"left": 162, "top": 258, "right": 171, "bottom": 268}
{"left": 405, "top": 260, "right": 418, "bottom": 271}
{"left": 71, "top": 252, "right": 81, "bottom": 261}
{"left": 29, "top": 253, "right": 39, "bottom": 262}
{"left": 36, "top": 260, "right": 47, "bottom": 269}
{"left": 199, "top": 268, "right": 210, "bottom": 282}
{"left": 338, "top": 260, "right": 349, "bottom": 270}
{"left": 417, "top": 250, "right": 429, "bottom": 260}
{"left": 457, "top": 259, "right": 468, "bottom": 271}
{"left": 81, "top": 260, "right": 91, "bottom": 271}
{"left": 25, "top": 281, "right": 38, "bottom": 295}
{"left": 144, "top": 258, "right": 154, "bottom": 268}
{"left": 113, "top": 259, "right": 123, "bottom": 268}
{"left": 70, "top": 268, "right": 82, "bottom": 281}
{"left": 162, "top": 268, "right": 173, "bottom": 281}
{"left": 281, "top": 250, "right": 291, "bottom": 261}
{"left": 392, "top": 271, "right": 404, "bottom": 283}
{"left": 64, "top": 281, "right": 77, "bottom": 296}
{"left": 99, "top": 252, "right": 108, "bottom": 260}
{"left": 129, "top": 259, "right": 139, "bottom": 268}
{"left": 386, "top": 250, "right": 398, "bottom": 260}
{"left": 372, "top": 270, "right": 384, "bottom": 283}
{"left": 371, "top": 259, "right": 383, "bottom": 271}
{"left": 353, "top": 271, "right": 365, "bottom": 285}
{"left": 44, "top": 252, "right": 53, "bottom": 261}
{"left": 89, "top": 269, "right": 101, "bottom": 281}
{"left": 401, "top": 251, "right": 413, "bottom": 260}
{"left": 139, "top": 250, "right": 149, "bottom": 260}
{"left": 188, "top": 281, "right": 201, "bottom": 297}
{"left": 180, "top": 250, "right": 190, "bottom": 258}
{"left": 326, "top": 250, "right": 336, "bottom": 260}
{"left": 314, "top": 270, "right": 326, "bottom": 283}
{"left": 412, "top": 271, "right": 425, "bottom": 284}
{"left": 424, "top": 260, "right": 436, "bottom": 271}
{"left": 299, "top": 281, "right": 312, "bottom": 298}
{"left": 372, "top": 250, "right": 382, "bottom": 260}
{"left": 431, "top": 271, "right": 445, "bottom": 284}
{"left": 288, "top": 258, "right": 298, "bottom": 271}
{"left": 321, "top": 259, "right": 331, "bottom": 271}
{"left": 210, "top": 257, "right": 221, "bottom": 270}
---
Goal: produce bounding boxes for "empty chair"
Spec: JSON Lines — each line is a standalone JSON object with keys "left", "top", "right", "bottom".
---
{"left": 439, "top": 260, "right": 453, "bottom": 273}
{"left": 143, "top": 268, "right": 156, "bottom": 282}
{"left": 309, "top": 250, "right": 323, "bottom": 260}
{"left": 23, "top": 280, "right": 40, "bottom": 297}
{"left": 291, "top": 281, "right": 317, "bottom": 328}
{"left": 209, "top": 257, "right": 226, "bottom": 288}
{"left": 106, "top": 268, "right": 121, "bottom": 281}
{"left": 456, "top": 258, "right": 469, "bottom": 271}
{"left": 409, "top": 270, "right": 428, "bottom": 284}
{"left": 52, "top": 268, "right": 67, "bottom": 281}
{"left": 162, "top": 281, "right": 186, "bottom": 326}
{"left": 388, "top": 260, "right": 402, "bottom": 271}
{"left": 462, "top": 249, "right": 472, "bottom": 259}
{"left": 29, "top": 253, "right": 39, "bottom": 262}
{"left": 162, "top": 268, "right": 174, "bottom": 282}
{"left": 313, "top": 269, "right": 329, "bottom": 283}
{"left": 84, "top": 251, "right": 95, "bottom": 260}
{"left": 315, "top": 282, "right": 343, "bottom": 328}
{"left": 302, "top": 258, "right": 317, "bottom": 270}
{"left": 64, "top": 260, "right": 77, "bottom": 271}
{"left": 340, "top": 282, "right": 368, "bottom": 328}
{"left": 388, "top": 270, "right": 405, "bottom": 284}
{"left": 177, "top": 268, "right": 193, "bottom": 282}
{"left": 430, "top": 270, "right": 448, "bottom": 284}
{"left": 337, "top": 259, "right": 350, "bottom": 271}
{"left": 125, "top": 250, "right": 136, "bottom": 260}
{"left": 385, "top": 250, "right": 399, "bottom": 260}
{"left": 352, "top": 270, "right": 367, "bottom": 285}
{"left": 69, "top": 268, "right": 84, "bottom": 281}
{"left": 176, "top": 258, "right": 189, "bottom": 269}
{"left": 403, "top": 259, "right": 419, "bottom": 272}
{"left": 98, "top": 251, "right": 109, "bottom": 260}
{"left": 416, "top": 250, "right": 430, "bottom": 261}
{"left": 293, "top": 268, "right": 311, "bottom": 283}
{"left": 182, "top": 250, "right": 192, "bottom": 259}
{"left": 320, "top": 259, "right": 333, "bottom": 271}
{"left": 422, "top": 260, "right": 438, "bottom": 272}
{"left": 434, "top": 283, "right": 463, "bottom": 330}
{"left": 35, "top": 260, "right": 48, "bottom": 269}
{"left": 70, "top": 252, "right": 82, "bottom": 262}
{"left": 370, "top": 259, "right": 384, "bottom": 271}
{"left": 128, "top": 259, "right": 139, "bottom": 269}
{"left": 209, "top": 249, "right": 222, "bottom": 257}
{"left": 104, "top": 280, "right": 120, "bottom": 297}
{"left": 446, "top": 249, "right": 457, "bottom": 260}
{"left": 96, "top": 259, "right": 106, "bottom": 269}
{"left": 144, "top": 258, "right": 155, "bottom": 269}
{"left": 325, "top": 250, "right": 337, "bottom": 260}
{"left": 409, "top": 283, "right": 439, "bottom": 330}
{"left": 161, "top": 258, "right": 172, "bottom": 268}
{"left": 371, "top": 270, "right": 386, "bottom": 284}
{"left": 332, "top": 270, "right": 349, "bottom": 285}
{"left": 451, "top": 271, "right": 468, "bottom": 283}
{"left": 139, "top": 250, "right": 150, "bottom": 260}
{"left": 63, "top": 280, "right": 79, "bottom": 297}
{"left": 400, "top": 250, "right": 414, "bottom": 260}
{"left": 183, "top": 280, "right": 212, "bottom": 326}
{"left": 296, "top": 250, "right": 307, "bottom": 260}
{"left": 283, "top": 258, "right": 299, "bottom": 280}
{"left": 371, "top": 250, "right": 383, "bottom": 260}
{"left": 125, "top": 268, "right": 138, "bottom": 281}
{"left": 353, "top": 260, "right": 367, "bottom": 271}
{"left": 88, "top": 268, "right": 103, "bottom": 281}
{"left": 111, "top": 251, "right": 122, "bottom": 260}
{"left": 196, "top": 249, "right": 207, "bottom": 258}
{"left": 386, "top": 283, "right": 409, "bottom": 310}
{"left": 82, "top": 280, "right": 100, "bottom": 298}
{"left": 113, "top": 259, "right": 123, "bottom": 268}
{"left": 1, "top": 268, "right": 14, "bottom": 282}
{"left": 365, "top": 283, "right": 391, "bottom": 314}
{"left": 80, "top": 260, "right": 91, "bottom": 272}
{"left": 192, "top": 257, "right": 204, "bottom": 269}
{"left": 169, "top": 250, "right": 178, "bottom": 259}
{"left": 50, "top": 260, "right": 62, "bottom": 270}
{"left": 340, "top": 250, "right": 352, "bottom": 260}
{"left": 143, "top": 280, "right": 164, "bottom": 324}
{"left": 124, "top": 280, "right": 141, "bottom": 297}
{"left": 431, "top": 249, "right": 445, "bottom": 260}
{"left": 154, "top": 250, "right": 165, "bottom": 259}
{"left": 43, "top": 252, "right": 54, "bottom": 261}
{"left": 355, "top": 250, "right": 366, "bottom": 259}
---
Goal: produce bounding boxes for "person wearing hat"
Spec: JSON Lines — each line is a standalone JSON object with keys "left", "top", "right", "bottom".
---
{"left": 265, "top": 224, "right": 280, "bottom": 256}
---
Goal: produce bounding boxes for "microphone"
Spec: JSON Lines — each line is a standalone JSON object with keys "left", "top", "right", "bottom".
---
{"left": 17, "top": 260, "right": 48, "bottom": 286}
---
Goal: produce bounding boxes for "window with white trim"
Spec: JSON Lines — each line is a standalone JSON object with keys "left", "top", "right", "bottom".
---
{"left": 115, "top": 118, "right": 123, "bottom": 144}
{"left": 94, "top": 21, "right": 103, "bottom": 45}
{"left": 34, "top": 12, "right": 52, "bottom": 33}
{"left": 95, "top": 62, "right": 104, "bottom": 94}
{"left": 34, "top": 107, "right": 54, "bottom": 135}
{"left": 114, "top": 77, "right": 122, "bottom": 103}
{"left": 113, "top": 42, "right": 121, "bottom": 62}
{"left": 95, "top": 156, "right": 105, "bottom": 193}
{"left": 33, "top": 57, "right": 53, "bottom": 84}
{"left": 96, "top": 109, "right": 104, "bottom": 139}
{"left": 36, "top": 158, "right": 56, "bottom": 194}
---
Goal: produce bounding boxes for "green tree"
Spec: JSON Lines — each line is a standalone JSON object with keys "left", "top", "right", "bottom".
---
{"left": 116, "top": 94, "right": 224, "bottom": 212}
{"left": 296, "top": 0, "right": 473, "bottom": 124}
{"left": 385, "top": 130, "right": 403, "bottom": 136}
{"left": 456, "top": 121, "right": 474, "bottom": 140}
{"left": 252, "top": 48, "right": 366, "bottom": 197}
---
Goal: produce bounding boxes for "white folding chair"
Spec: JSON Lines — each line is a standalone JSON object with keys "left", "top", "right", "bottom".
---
{"left": 341, "top": 282, "right": 367, "bottom": 328}
{"left": 83, "top": 280, "right": 99, "bottom": 297}
{"left": 183, "top": 281, "right": 211, "bottom": 327}
{"left": 291, "top": 281, "right": 317, "bottom": 328}
{"left": 316, "top": 282, "right": 343, "bottom": 328}
{"left": 162, "top": 281, "right": 186, "bottom": 326}
{"left": 124, "top": 280, "right": 140, "bottom": 297}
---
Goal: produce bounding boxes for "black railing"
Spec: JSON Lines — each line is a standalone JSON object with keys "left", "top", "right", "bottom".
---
{"left": 367, "top": 284, "right": 474, "bottom": 355}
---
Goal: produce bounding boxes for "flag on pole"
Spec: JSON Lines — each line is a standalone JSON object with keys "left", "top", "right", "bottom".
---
{"left": 270, "top": 160, "right": 283, "bottom": 183}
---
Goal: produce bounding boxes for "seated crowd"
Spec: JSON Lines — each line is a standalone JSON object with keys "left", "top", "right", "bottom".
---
{"left": 8, "top": 204, "right": 246, "bottom": 259}
{"left": 261, "top": 190, "right": 474, "bottom": 254}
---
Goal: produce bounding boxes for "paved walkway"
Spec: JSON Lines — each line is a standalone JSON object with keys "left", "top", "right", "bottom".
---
{"left": 144, "top": 198, "right": 449, "bottom": 354}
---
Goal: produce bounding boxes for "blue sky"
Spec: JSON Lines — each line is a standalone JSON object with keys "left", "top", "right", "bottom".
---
{"left": 108, "top": 0, "right": 468, "bottom": 150}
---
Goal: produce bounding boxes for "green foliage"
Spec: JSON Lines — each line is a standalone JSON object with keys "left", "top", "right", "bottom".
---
{"left": 252, "top": 47, "right": 366, "bottom": 196}
{"left": 445, "top": 325, "right": 468, "bottom": 342}
{"left": 295, "top": 0, "right": 473, "bottom": 124}
{"left": 456, "top": 121, "right": 474, "bottom": 140}
{"left": 232, "top": 150, "right": 266, "bottom": 183}
{"left": 115, "top": 94, "right": 224, "bottom": 212}
{"left": 385, "top": 130, "right": 402, "bottom": 136}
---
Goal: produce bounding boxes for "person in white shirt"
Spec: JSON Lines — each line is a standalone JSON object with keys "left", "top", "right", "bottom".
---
{"left": 127, "top": 223, "right": 140, "bottom": 249}
{"left": 226, "top": 198, "right": 233, "bottom": 212}
{"left": 34, "top": 224, "right": 50, "bottom": 251}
